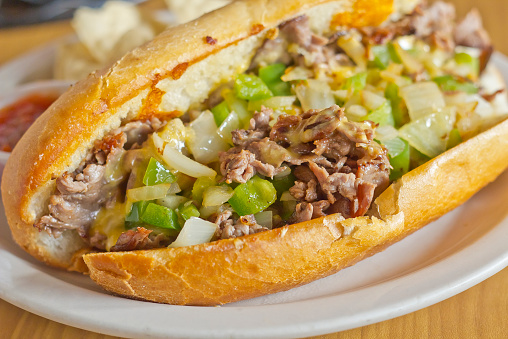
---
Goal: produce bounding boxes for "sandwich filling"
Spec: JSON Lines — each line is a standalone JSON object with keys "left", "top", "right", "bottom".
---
{"left": 35, "top": 2, "right": 506, "bottom": 251}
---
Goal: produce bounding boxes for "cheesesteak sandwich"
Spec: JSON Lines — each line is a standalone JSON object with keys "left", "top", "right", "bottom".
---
{"left": 2, "top": 0, "right": 508, "bottom": 305}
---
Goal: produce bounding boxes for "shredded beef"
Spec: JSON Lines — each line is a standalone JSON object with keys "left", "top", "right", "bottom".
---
{"left": 290, "top": 201, "right": 331, "bottom": 224}
{"left": 250, "top": 37, "right": 292, "bottom": 69}
{"left": 280, "top": 15, "right": 331, "bottom": 67}
{"left": 289, "top": 179, "right": 318, "bottom": 202}
{"left": 220, "top": 107, "right": 290, "bottom": 183}
{"left": 219, "top": 104, "right": 390, "bottom": 223}
{"left": 110, "top": 227, "right": 170, "bottom": 252}
{"left": 362, "top": 2, "right": 491, "bottom": 56}
{"left": 214, "top": 211, "right": 268, "bottom": 239}
{"left": 219, "top": 149, "right": 286, "bottom": 184}
{"left": 454, "top": 9, "right": 491, "bottom": 51}
{"left": 35, "top": 164, "right": 107, "bottom": 237}
{"left": 410, "top": 1, "right": 456, "bottom": 51}
{"left": 274, "top": 105, "right": 389, "bottom": 220}
{"left": 35, "top": 118, "right": 162, "bottom": 241}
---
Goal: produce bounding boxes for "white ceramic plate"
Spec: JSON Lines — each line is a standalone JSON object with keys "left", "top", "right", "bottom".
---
{"left": 0, "top": 53, "right": 507, "bottom": 338}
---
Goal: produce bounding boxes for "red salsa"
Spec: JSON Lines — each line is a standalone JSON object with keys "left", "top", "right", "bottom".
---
{"left": 0, "top": 94, "right": 57, "bottom": 152}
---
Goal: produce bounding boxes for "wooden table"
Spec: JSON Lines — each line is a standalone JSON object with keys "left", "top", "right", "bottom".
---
{"left": 1, "top": 0, "right": 507, "bottom": 338}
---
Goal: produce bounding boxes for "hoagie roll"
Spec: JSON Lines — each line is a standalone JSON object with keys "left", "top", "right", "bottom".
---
{"left": 2, "top": 0, "right": 508, "bottom": 305}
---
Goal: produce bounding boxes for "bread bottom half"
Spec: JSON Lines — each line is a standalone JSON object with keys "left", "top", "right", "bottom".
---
{"left": 83, "top": 116, "right": 508, "bottom": 305}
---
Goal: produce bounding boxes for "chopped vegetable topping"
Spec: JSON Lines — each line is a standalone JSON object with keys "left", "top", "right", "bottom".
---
{"left": 234, "top": 74, "right": 273, "bottom": 101}
{"left": 259, "top": 63, "right": 292, "bottom": 96}
{"left": 143, "top": 157, "right": 176, "bottom": 186}
{"left": 140, "top": 203, "right": 180, "bottom": 230}
{"left": 228, "top": 176, "right": 277, "bottom": 216}
{"left": 433, "top": 75, "right": 478, "bottom": 94}
{"left": 211, "top": 101, "right": 230, "bottom": 126}
{"left": 178, "top": 202, "right": 200, "bottom": 221}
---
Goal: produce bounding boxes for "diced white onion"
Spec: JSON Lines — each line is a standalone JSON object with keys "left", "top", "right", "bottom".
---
{"left": 126, "top": 183, "right": 174, "bottom": 202}
{"left": 375, "top": 125, "right": 399, "bottom": 141}
{"left": 295, "top": 79, "right": 335, "bottom": 111}
{"left": 280, "top": 66, "right": 312, "bottom": 82}
{"left": 379, "top": 67, "right": 412, "bottom": 88}
{"left": 151, "top": 133, "right": 164, "bottom": 153}
{"left": 167, "top": 183, "right": 181, "bottom": 194}
{"left": 333, "top": 89, "right": 349, "bottom": 101}
{"left": 458, "top": 94, "right": 508, "bottom": 137}
{"left": 254, "top": 211, "right": 273, "bottom": 229}
{"left": 162, "top": 144, "right": 217, "bottom": 178}
{"left": 362, "top": 90, "right": 386, "bottom": 110}
{"left": 345, "top": 104, "right": 368, "bottom": 120}
{"left": 280, "top": 191, "right": 296, "bottom": 201}
{"left": 337, "top": 34, "right": 367, "bottom": 69}
{"left": 468, "top": 94, "right": 494, "bottom": 118}
{"left": 217, "top": 111, "right": 240, "bottom": 144}
{"left": 399, "top": 107, "right": 456, "bottom": 158}
{"left": 248, "top": 96, "right": 296, "bottom": 112}
{"left": 156, "top": 195, "right": 188, "bottom": 210}
{"left": 157, "top": 118, "right": 187, "bottom": 152}
{"left": 199, "top": 205, "right": 220, "bottom": 219}
{"left": 168, "top": 217, "right": 217, "bottom": 248}
{"left": 104, "top": 148, "right": 126, "bottom": 184}
{"left": 393, "top": 40, "right": 424, "bottom": 74}
{"left": 444, "top": 91, "right": 468, "bottom": 106}
{"left": 202, "top": 185, "right": 234, "bottom": 207}
{"left": 188, "top": 111, "right": 228, "bottom": 164}
{"left": 382, "top": 137, "right": 406, "bottom": 158}
{"left": 399, "top": 82, "right": 445, "bottom": 120}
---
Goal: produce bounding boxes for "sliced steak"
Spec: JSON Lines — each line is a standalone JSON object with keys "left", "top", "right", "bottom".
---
{"left": 35, "top": 163, "right": 107, "bottom": 237}
{"left": 215, "top": 213, "right": 268, "bottom": 239}
{"left": 36, "top": 118, "right": 161, "bottom": 241}
{"left": 110, "top": 227, "right": 170, "bottom": 252}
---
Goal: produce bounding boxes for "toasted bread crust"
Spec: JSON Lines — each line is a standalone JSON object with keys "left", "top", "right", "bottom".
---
{"left": 3, "top": 0, "right": 508, "bottom": 306}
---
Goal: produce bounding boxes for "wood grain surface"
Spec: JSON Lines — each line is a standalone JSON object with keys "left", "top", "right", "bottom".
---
{"left": 0, "top": 0, "right": 507, "bottom": 338}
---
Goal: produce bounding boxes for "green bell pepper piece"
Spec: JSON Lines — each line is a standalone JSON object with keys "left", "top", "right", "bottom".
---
{"left": 432, "top": 75, "right": 478, "bottom": 94}
{"left": 259, "top": 63, "right": 291, "bottom": 96}
{"left": 362, "top": 101, "right": 395, "bottom": 126}
{"left": 382, "top": 137, "right": 406, "bottom": 158}
{"left": 384, "top": 82, "right": 408, "bottom": 128}
{"left": 125, "top": 200, "right": 150, "bottom": 224}
{"left": 454, "top": 52, "right": 480, "bottom": 77}
{"left": 369, "top": 45, "right": 391, "bottom": 70}
{"left": 211, "top": 101, "right": 230, "bottom": 126}
{"left": 223, "top": 90, "right": 251, "bottom": 128}
{"left": 192, "top": 177, "right": 216, "bottom": 205}
{"left": 143, "top": 157, "right": 176, "bottom": 186}
{"left": 228, "top": 176, "right": 277, "bottom": 216}
{"left": 234, "top": 74, "right": 273, "bottom": 101}
{"left": 389, "top": 138, "right": 410, "bottom": 181}
{"left": 178, "top": 202, "right": 200, "bottom": 221}
{"left": 387, "top": 43, "right": 402, "bottom": 64}
{"left": 409, "top": 146, "right": 432, "bottom": 169}
{"left": 446, "top": 128, "right": 463, "bottom": 150}
{"left": 269, "top": 173, "right": 296, "bottom": 198}
{"left": 140, "top": 202, "right": 180, "bottom": 230}
{"left": 342, "top": 72, "right": 368, "bottom": 91}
